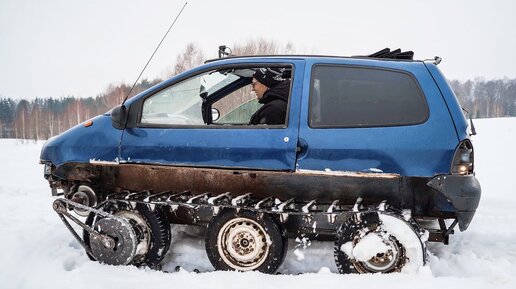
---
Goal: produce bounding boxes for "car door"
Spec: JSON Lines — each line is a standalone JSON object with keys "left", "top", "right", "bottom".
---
{"left": 119, "top": 59, "right": 305, "bottom": 171}
{"left": 296, "top": 59, "right": 458, "bottom": 177}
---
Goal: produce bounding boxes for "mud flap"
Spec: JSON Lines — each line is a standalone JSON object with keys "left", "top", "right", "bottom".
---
{"left": 427, "top": 175, "right": 481, "bottom": 231}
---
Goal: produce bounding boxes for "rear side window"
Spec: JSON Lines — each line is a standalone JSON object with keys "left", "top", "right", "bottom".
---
{"left": 309, "top": 65, "right": 428, "bottom": 128}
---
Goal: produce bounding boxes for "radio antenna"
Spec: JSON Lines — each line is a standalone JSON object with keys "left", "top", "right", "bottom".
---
{"left": 122, "top": 2, "right": 188, "bottom": 105}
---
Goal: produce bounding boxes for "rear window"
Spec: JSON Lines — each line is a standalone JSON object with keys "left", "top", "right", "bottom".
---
{"left": 309, "top": 65, "right": 428, "bottom": 128}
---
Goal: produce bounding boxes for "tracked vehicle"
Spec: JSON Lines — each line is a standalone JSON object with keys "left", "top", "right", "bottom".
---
{"left": 41, "top": 48, "right": 481, "bottom": 274}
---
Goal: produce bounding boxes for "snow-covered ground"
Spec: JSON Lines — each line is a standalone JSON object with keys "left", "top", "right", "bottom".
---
{"left": 1, "top": 117, "right": 515, "bottom": 289}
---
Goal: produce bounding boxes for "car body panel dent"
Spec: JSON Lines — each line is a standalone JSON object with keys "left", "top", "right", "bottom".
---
{"left": 40, "top": 115, "right": 121, "bottom": 167}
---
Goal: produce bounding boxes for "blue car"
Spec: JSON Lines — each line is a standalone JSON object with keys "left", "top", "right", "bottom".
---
{"left": 41, "top": 48, "right": 481, "bottom": 274}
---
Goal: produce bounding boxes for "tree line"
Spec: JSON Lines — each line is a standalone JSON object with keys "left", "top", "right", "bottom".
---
{"left": 449, "top": 78, "right": 516, "bottom": 118}
{"left": 0, "top": 79, "right": 160, "bottom": 140}
{"left": 0, "top": 40, "right": 515, "bottom": 140}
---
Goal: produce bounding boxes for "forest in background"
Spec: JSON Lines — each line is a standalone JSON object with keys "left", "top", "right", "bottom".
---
{"left": 1, "top": 40, "right": 515, "bottom": 140}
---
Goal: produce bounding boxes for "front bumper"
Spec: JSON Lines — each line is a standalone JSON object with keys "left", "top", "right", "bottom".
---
{"left": 427, "top": 174, "right": 481, "bottom": 231}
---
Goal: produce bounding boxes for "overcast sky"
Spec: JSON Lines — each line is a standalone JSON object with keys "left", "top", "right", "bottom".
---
{"left": 1, "top": 0, "right": 515, "bottom": 99}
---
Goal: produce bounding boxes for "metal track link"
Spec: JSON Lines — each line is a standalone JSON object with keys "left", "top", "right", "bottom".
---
{"left": 104, "top": 190, "right": 389, "bottom": 222}
{"left": 102, "top": 190, "right": 428, "bottom": 243}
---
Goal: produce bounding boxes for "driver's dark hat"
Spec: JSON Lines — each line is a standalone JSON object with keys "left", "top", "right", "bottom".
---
{"left": 253, "top": 68, "right": 285, "bottom": 88}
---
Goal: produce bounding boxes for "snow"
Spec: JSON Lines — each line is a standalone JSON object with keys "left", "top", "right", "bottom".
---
{"left": 1, "top": 117, "right": 516, "bottom": 288}
{"left": 377, "top": 214, "right": 426, "bottom": 273}
{"left": 344, "top": 233, "right": 390, "bottom": 262}
{"left": 296, "top": 168, "right": 399, "bottom": 178}
{"left": 90, "top": 159, "right": 118, "bottom": 165}
{"left": 293, "top": 249, "right": 305, "bottom": 261}
{"left": 338, "top": 213, "right": 426, "bottom": 274}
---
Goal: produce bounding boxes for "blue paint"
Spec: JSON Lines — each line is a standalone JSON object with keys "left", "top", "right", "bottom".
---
{"left": 40, "top": 56, "right": 469, "bottom": 178}
{"left": 296, "top": 59, "right": 458, "bottom": 177}
{"left": 40, "top": 114, "right": 121, "bottom": 166}
{"left": 120, "top": 58, "right": 305, "bottom": 170}
{"left": 424, "top": 62, "right": 469, "bottom": 141}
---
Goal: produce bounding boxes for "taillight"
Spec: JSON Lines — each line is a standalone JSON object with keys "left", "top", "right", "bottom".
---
{"left": 451, "top": 140, "right": 474, "bottom": 175}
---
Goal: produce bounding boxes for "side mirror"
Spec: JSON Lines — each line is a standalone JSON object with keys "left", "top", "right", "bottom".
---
{"left": 211, "top": 108, "right": 220, "bottom": 122}
{"left": 111, "top": 105, "right": 127, "bottom": 129}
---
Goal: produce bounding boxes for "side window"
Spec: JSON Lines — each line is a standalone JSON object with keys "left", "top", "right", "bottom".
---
{"left": 141, "top": 71, "right": 239, "bottom": 126}
{"left": 140, "top": 65, "right": 292, "bottom": 127}
{"left": 212, "top": 86, "right": 262, "bottom": 125}
{"left": 141, "top": 74, "right": 205, "bottom": 125}
{"left": 309, "top": 65, "right": 428, "bottom": 128}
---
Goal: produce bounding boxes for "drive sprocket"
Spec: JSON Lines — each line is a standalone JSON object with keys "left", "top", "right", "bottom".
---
{"left": 83, "top": 202, "right": 171, "bottom": 267}
{"left": 89, "top": 217, "right": 138, "bottom": 265}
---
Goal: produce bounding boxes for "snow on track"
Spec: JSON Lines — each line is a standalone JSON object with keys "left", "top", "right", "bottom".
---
{"left": 1, "top": 117, "right": 515, "bottom": 289}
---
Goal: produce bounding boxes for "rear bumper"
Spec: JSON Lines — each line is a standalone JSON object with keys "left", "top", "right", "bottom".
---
{"left": 427, "top": 174, "right": 481, "bottom": 231}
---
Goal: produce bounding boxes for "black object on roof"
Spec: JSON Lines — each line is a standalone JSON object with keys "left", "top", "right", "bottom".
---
{"left": 367, "top": 48, "right": 414, "bottom": 60}
{"left": 206, "top": 46, "right": 417, "bottom": 63}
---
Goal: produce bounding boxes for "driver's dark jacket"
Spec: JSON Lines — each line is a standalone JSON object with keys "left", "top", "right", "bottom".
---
{"left": 249, "top": 80, "right": 290, "bottom": 125}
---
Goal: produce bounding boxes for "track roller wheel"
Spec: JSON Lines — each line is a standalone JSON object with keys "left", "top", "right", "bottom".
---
{"left": 334, "top": 211, "right": 426, "bottom": 274}
{"left": 205, "top": 209, "right": 287, "bottom": 273}
{"left": 84, "top": 203, "right": 171, "bottom": 268}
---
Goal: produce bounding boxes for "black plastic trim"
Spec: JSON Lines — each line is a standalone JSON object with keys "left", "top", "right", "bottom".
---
{"left": 205, "top": 54, "right": 421, "bottom": 64}
{"left": 426, "top": 174, "right": 481, "bottom": 231}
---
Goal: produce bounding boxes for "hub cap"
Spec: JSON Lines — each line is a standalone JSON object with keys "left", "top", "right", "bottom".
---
{"left": 217, "top": 217, "right": 269, "bottom": 271}
{"left": 353, "top": 232, "right": 403, "bottom": 273}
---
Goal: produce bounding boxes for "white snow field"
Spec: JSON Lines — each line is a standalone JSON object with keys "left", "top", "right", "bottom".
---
{"left": 1, "top": 117, "right": 515, "bottom": 289}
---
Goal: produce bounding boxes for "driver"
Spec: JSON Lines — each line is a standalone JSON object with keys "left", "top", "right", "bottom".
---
{"left": 249, "top": 68, "right": 290, "bottom": 125}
